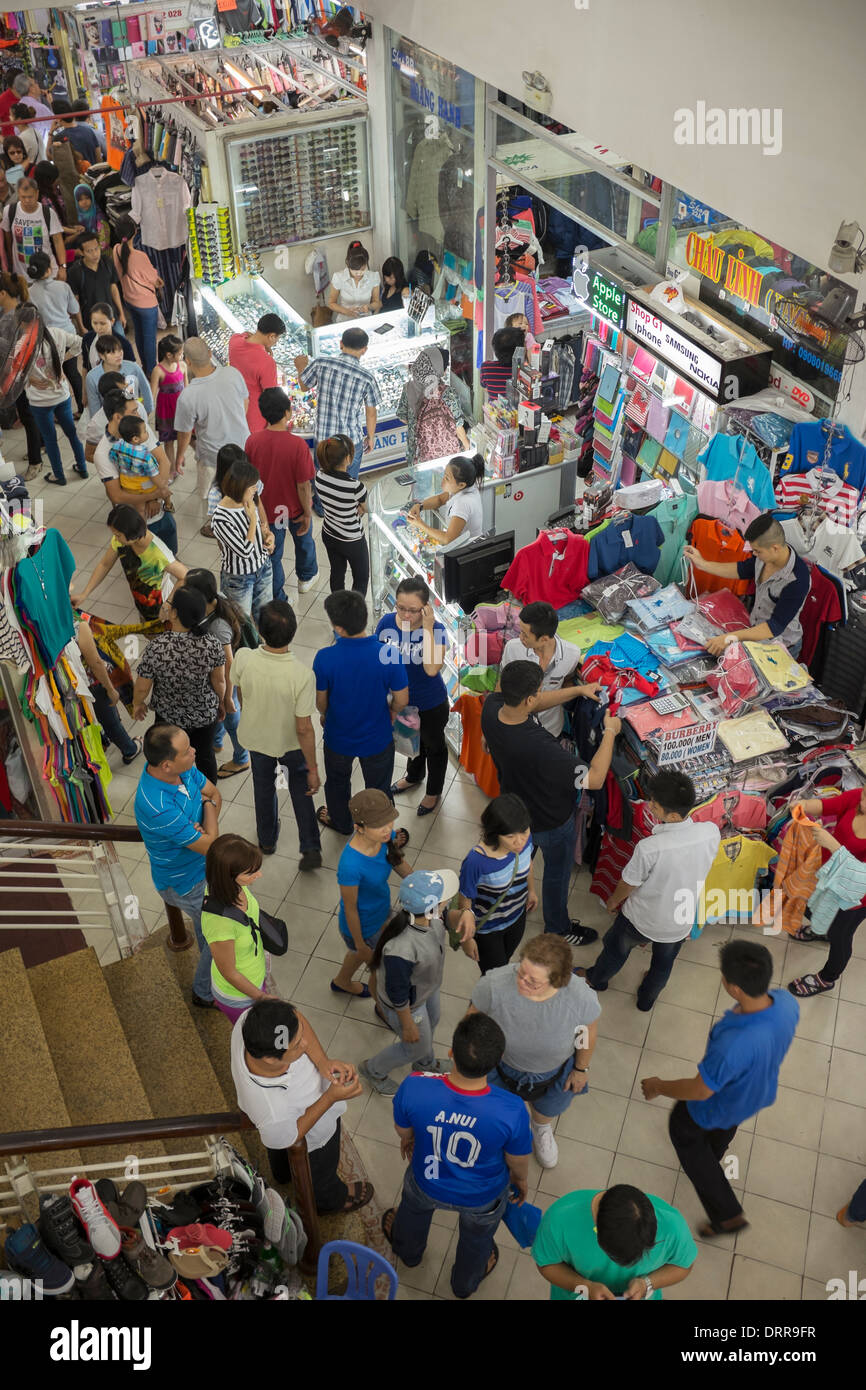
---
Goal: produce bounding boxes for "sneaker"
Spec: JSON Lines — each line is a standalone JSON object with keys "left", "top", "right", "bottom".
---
{"left": 359, "top": 1060, "right": 399, "bottom": 1096}
{"left": 192, "top": 991, "right": 215, "bottom": 1008}
{"left": 561, "top": 923, "right": 599, "bottom": 947}
{"left": 167, "top": 1222, "right": 233, "bottom": 1252}
{"left": 531, "top": 1122, "right": 559, "bottom": 1169}
{"left": 298, "top": 576, "right": 317, "bottom": 593}
{"left": 122, "top": 737, "right": 143, "bottom": 766}
{"left": 101, "top": 1254, "right": 148, "bottom": 1301}
{"left": 5, "top": 1223, "right": 75, "bottom": 1295}
{"left": 69, "top": 1178, "right": 122, "bottom": 1260}
{"left": 38, "top": 1193, "right": 93, "bottom": 1266}
{"left": 120, "top": 1228, "right": 177, "bottom": 1290}
{"left": 298, "top": 850, "right": 322, "bottom": 871}
{"left": 74, "top": 1260, "right": 114, "bottom": 1300}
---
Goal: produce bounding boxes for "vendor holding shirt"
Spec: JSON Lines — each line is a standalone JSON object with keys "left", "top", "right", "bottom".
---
{"left": 684, "top": 513, "right": 809, "bottom": 658}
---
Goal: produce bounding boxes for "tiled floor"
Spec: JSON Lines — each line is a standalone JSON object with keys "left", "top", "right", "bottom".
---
{"left": 14, "top": 420, "right": 866, "bottom": 1301}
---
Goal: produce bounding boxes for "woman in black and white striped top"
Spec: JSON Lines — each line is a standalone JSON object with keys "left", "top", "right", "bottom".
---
{"left": 316, "top": 434, "right": 369, "bottom": 597}
{"left": 210, "top": 451, "right": 275, "bottom": 622}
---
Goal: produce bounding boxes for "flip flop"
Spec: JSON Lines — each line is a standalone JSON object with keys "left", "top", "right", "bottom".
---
{"left": 453, "top": 1243, "right": 499, "bottom": 1297}
{"left": 340, "top": 1182, "right": 374, "bottom": 1214}
{"left": 317, "top": 806, "right": 349, "bottom": 833}
{"left": 381, "top": 1207, "right": 396, "bottom": 1244}
{"left": 791, "top": 925, "right": 819, "bottom": 942}
{"left": 218, "top": 760, "right": 249, "bottom": 779}
{"left": 393, "top": 828, "right": 410, "bottom": 850}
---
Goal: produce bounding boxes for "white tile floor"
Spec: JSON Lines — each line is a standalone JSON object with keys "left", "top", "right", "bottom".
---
{"left": 13, "top": 418, "right": 866, "bottom": 1301}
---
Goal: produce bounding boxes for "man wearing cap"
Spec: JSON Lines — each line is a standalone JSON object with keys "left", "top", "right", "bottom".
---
{"left": 360, "top": 869, "right": 477, "bottom": 1096}
{"left": 332, "top": 788, "right": 414, "bottom": 999}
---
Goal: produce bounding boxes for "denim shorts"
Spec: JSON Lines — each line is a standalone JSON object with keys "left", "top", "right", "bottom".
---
{"left": 490, "top": 1058, "right": 588, "bottom": 1118}
{"left": 337, "top": 920, "right": 382, "bottom": 951}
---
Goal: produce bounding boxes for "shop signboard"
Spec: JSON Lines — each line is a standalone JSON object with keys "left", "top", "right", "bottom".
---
{"left": 650, "top": 720, "right": 719, "bottom": 767}
{"left": 626, "top": 299, "right": 723, "bottom": 395}
{"left": 767, "top": 364, "right": 815, "bottom": 413}
{"left": 572, "top": 261, "right": 626, "bottom": 331}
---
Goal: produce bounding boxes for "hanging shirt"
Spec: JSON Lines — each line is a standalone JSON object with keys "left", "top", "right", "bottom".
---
{"left": 452, "top": 692, "right": 501, "bottom": 798}
{"left": 775, "top": 467, "right": 860, "bottom": 527}
{"left": 700, "top": 836, "right": 777, "bottom": 924}
{"left": 14, "top": 530, "right": 76, "bottom": 666}
{"left": 652, "top": 492, "right": 699, "bottom": 586}
{"left": 692, "top": 792, "right": 767, "bottom": 832}
{"left": 697, "top": 433, "right": 776, "bottom": 510}
{"left": 779, "top": 421, "right": 866, "bottom": 498}
{"left": 781, "top": 517, "right": 864, "bottom": 575}
{"left": 502, "top": 531, "right": 590, "bottom": 608}
{"left": 696, "top": 479, "right": 762, "bottom": 535}
{"left": 130, "top": 167, "right": 192, "bottom": 250}
{"left": 587, "top": 516, "right": 664, "bottom": 581}
{"left": 689, "top": 517, "right": 751, "bottom": 596}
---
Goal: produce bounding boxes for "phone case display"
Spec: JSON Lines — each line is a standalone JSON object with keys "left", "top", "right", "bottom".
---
{"left": 310, "top": 310, "right": 450, "bottom": 418}
{"left": 227, "top": 118, "right": 370, "bottom": 251}
{"left": 188, "top": 206, "right": 236, "bottom": 287}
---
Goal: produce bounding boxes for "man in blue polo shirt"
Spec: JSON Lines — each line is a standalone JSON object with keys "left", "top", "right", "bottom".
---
{"left": 381, "top": 1012, "right": 532, "bottom": 1299}
{"left": 313, "top": 589, "right": 408, "bottom": 836}
{"left": 641, "top": 939, "right": 798, "bottom": 1238}
{"left": 133, "top": 723, "right": 223, "bottom": 1007}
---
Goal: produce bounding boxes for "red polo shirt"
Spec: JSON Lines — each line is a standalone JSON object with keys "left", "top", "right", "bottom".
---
{"left": 228, "top": 332, "right": 278, "bottom": 434}
{"left": 244, "top": 427, "right": 315, "bottom": 524}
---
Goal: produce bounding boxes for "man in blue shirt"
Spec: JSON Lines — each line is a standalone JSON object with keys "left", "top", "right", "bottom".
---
{"left": 641, "top": 939, "right": 798, "bottom": 1237}
{"left": 133, "top": 723, "right": 224, "bottom": 1006}
{"left": 382, "top": 1012, "right": 532, "bottom": 1299}
{"left": 313, "top": 589, "right": 409, "bottom": 836}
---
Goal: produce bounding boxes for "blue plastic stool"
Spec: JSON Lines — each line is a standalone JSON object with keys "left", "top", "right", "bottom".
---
{"left": 315, "top": 1239, "right": 399, "bottom": 1301}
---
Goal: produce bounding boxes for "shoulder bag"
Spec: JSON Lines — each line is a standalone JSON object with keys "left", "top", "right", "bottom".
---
{"left": 445, "top": 847, "right": 521, "bottom": 950}
{"left": 202, "top": 896, "right": 289, "bottom": 956}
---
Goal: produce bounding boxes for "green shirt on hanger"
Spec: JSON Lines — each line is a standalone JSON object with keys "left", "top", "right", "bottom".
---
{"left": 652, "top": 492, "right": 699, "bottom": 586}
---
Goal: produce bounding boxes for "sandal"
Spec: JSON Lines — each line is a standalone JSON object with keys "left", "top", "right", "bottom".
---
{"left": 381, "top": 1207, "right": 396, "bottom": 1245}
{"left": 697, "top": 1219, "right": 749, "bottom": 1240}
{"left": 317, "top": 806, "right": 349, "bottom": 833}
{"left": 218, "top": 760, "right": 249, "bottom": 779}
{"left": 787, "top": 973, "right": 835, "bottom": 998}
{"left": 453, "top": 1242, "right": 499, "bottom": 1297}
{"left": 339, "top": 1182, "right": 374, "bottom": 1214}
{"left": 393, "top": 828, "right": 410, "bottom": 850}
{"left": 44, "top": 474, "right": 66, "bottom": 486}
{"left": 791, "top": 925, "right": 819, "bottom": 942}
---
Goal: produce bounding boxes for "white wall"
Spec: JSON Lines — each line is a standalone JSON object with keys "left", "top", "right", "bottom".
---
{"left": 362, "top": 0, "right": 866, "bottom": 280}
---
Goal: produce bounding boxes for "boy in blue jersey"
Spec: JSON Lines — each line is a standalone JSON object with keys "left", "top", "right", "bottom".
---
{"left": 641, "top": 939, "right": 798, "bottom": 1238}
{"left": 381, "top": 1012, "right": 532, "bottom": 1299}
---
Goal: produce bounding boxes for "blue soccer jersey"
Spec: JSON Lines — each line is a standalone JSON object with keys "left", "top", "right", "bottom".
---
{"left": 778, "top": 421, "right": 866, "bottom": 497}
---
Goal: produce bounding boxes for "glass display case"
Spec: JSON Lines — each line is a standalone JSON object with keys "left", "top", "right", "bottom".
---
{"left": 226, "top": 115, "right": 371, "bottom": 251}
{"left": 310, "top": 306, "right": 451, "bottom": 419}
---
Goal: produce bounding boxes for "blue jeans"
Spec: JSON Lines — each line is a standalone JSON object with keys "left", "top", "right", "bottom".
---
{"left": 213, "top": 687, "right": 247, "bottom": 765}
{"left": 323, "top": 740, "right": 395, "bottom": 835}
{"left": 31, "top": 396, "right": 87, "bottom": 481}
{"left": 391, "top": 1166, "right": 509, "bottom": 1299}
{"left": 92, "top": 685, "right": 138, "bottom": 761}
{"left": 532, "top": 813, "right": 577, "bottom": 936}
{"left": 250, "top": 747, "right": 322, "bottom": 854}
{"left": 490, "top": 1057, "right": 586, "bottom": 1118}
{"left": 157, "top": 879, "right": 213, "bottom": 1001}
{"left": 220, "top": 559, "right": 273, "bottom": 623}
{"left": 365, "top": 990, "right": 441, "bottom": 1079}
{"left": 149, "top": 510, "right": 178, "bottom": 556}
{"left": 348, "top": 437, "right": 364, "bottom": 480}
{"left": 271, "top": 518, "right": 318, "bottom": 598}
{"left": 586, "top": 911, "right": 684, "bottom": 1008}
{"left": 128, "top": 303, "right": 159, "bottom": 377}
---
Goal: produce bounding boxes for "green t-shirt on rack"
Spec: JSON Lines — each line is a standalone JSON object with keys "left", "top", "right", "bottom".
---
{"left": 652, "top": 493, "right": 699, "bottom": 587}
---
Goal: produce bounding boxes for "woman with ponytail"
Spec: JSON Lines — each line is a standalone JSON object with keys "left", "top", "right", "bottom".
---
{"left": 112, "top": 216, "right": 162, "bottom": 376}
{"left": 132, "top": 584, "right": 226, "bottom": 781}
{"left": 181, "top": 566, "right": 252, "bottom": 781}
{"left": 26, "top": 248, "right": 84, "bottom": 412}
{"left": 315, "top": 433, "right": 369, "bottom": 595}
{"left": 408, "top": 453, "right": 485, "bottom": 550}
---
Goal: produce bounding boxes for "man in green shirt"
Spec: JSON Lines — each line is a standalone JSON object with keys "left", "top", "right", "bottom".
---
{"left": 532, "top": 1185, "right": 696, "bottom": 1300}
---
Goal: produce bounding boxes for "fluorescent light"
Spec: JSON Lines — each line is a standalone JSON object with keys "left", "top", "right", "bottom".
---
{"left": 223, "top": 60, "right": 255, "bottom": 92}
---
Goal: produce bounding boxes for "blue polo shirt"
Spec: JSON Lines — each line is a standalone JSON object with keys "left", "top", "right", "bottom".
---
{"left": 393, "top": 1072, "right": 532, "bottom": 1207}
{"left": 313, "top": 634, "right": 408, "bottom": 756}
{"left": 134, "top": 764, "right": 207, "bottom": 894}
{"left": 375, "top": 613, "right": 449, "bottom": 712}
{"left": 687, "top": 989, "right": 799, "bottom": 1131}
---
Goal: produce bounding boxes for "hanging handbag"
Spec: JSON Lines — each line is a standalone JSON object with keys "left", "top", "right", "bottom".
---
{"left": 646, "top": 396, "right": 670, "bottom": 442}
{"left": 202, "top": 897, "right": 289, "bottom": 957}
{"left": 663, "top": 410, "right": 689, "bottom": 459}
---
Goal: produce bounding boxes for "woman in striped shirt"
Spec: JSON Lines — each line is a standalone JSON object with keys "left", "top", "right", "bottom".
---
{"left": 210, "top": 454, "right": 275, "bottom": 622}
{"left": 456, "top": 793, "right": 538, "bottom": 976}
{"left": 315, "top": 434, "right": 369, "bottom": 596}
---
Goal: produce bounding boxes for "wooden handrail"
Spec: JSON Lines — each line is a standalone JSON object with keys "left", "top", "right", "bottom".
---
{"left": 0, "top": 1113, "right": 321, "bottom": 1273}
{"left": 0, "top": 819, "right": 191, "bottom": 950}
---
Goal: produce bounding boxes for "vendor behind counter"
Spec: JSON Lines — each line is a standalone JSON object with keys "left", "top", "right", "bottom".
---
{"left": 683, "top": 513, "right": 809, "bottom": 659}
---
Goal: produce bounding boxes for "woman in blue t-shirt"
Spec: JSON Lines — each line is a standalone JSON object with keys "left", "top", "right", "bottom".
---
{"left": 376, "top": 576, "right": 450, "bottom": 817}
{"left": 332, "top": 788, "right": 414, "bottom": 998}
{"left": 458, "top": 794, "right": 537, "bottom": 975}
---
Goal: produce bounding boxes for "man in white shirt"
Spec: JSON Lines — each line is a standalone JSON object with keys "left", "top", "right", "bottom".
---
{"left": 231, "top": 1000, "right": 374, "bottom": 1214}
{"left": 93, "top": 388, "right": 177, "bottom": 555}
{"left": 580, "top": 770, "right": 720, "bottom": 1011}
{"left": 498, "top": 601, "right": 601, "bottom": 736}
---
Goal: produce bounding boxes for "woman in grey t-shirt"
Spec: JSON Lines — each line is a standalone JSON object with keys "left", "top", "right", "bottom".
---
{"left": 467, "top": 934, "right": 600, "bottom": 1171}
{"left": 408, "top": 454, "right": 484, "bottom": 552}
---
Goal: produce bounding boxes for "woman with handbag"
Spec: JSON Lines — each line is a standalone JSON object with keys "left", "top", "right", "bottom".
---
{"left": 112, "top": 216, "right": 162, "bottom": 377}
{"left": 359, "top": 869, "right": 478, "bottom": 1095}
{"left": 466, "top": 934, "right": 600, "bottom": 1170}
{"left": 456, "top": 794, "right": 538, "bottom": 975}
{"left": 201, "top": 833, "right": 285, "bottom": 1023}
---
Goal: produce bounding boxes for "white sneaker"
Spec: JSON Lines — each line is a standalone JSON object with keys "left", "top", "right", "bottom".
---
{"left": 532, "top": 1122, "right": 559, "bottom": 1169}
{"left": 298, "top": 576, "right": 318, "bottom": 593}
{"left": 69, "top": 1178, "right": 121, "bottom": 1259}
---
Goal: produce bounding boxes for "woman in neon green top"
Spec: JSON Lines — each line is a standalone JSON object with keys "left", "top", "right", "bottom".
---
{"left": 202, "top": 834, "right": 275, "bottom": 1022}
{"left": 532, "top": 1186, "right": 696, "bottom": 1300}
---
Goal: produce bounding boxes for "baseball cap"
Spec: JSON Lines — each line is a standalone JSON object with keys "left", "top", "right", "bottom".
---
{"left": 348, "top": 788, "right": 399, "bottom": 829}
{"left": 398, "top": 869, "right": 459, "bottom": 917}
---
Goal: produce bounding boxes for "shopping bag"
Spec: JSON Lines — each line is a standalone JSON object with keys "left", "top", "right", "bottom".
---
{"left": 503, "top": 1196, "right": 544, "bottom": 1249}
{"left": 393, "top": 705, "right": 421, "bottom": 757}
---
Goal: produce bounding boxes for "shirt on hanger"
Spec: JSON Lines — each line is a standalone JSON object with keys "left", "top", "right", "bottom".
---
{"left": 587, "top": 515, "right": 664, "bottom": 581}
{"left": 775, "top": 467, "right": 860, "bottom": 527}
{"left": 779, "top": 421, "right": 866, "bottom": 497}
{"left": 502, "top": 531, "right": 590, "bottom": 608}
{"left": 696, "top": 479, "right": 762, "bottom": 534}
{"left": 689, "top": 517, "right": 752, "bottom": 596}
{"left": 700, "top": 836, "right": 777, "bottom": 923}
{"left": 781, "top": 517, "right": 864, "bottom": 575}
{"left": 651, "top": 492, "right": 699, "bottom": 586}
{"left": 130, "top": 167, "right": 191, "bottom": 250}
{"left": 697, "top": 433, "right": 776, "bottom": 510}
{"left": 15, "top": 530, "right": 76, "bottom": 666}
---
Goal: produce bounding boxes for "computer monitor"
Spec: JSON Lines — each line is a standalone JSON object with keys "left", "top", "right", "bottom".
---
{"left": 439, "top": 531, "right": 515, "bottom": 610}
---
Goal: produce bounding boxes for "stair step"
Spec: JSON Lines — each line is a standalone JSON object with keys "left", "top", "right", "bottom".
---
{"left": 0, "top": 948, "right": 81, "bottom": 1173}
{"left": 28, "top": 948, "right": 164, "bottom": 1167}
{"left": 103, "top": 947, "right": 249, "bottom": 1159}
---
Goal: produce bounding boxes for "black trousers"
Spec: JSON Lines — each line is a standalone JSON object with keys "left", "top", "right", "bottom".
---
{"left": 16, "top": 389, "right": 43, "bottom": 469}
{"left": 323, "top": 532, "right": 369, "bottom": 596}
{"left": 180, "top": 719, "right": 218, "bottom": 785}
{"left": 63, "top": 357, "right": 84, "bottom": 413}
{"left": 405, "top": 699, "right": 450, "bottom": 798}
{"left": 819, "top": 905, "right": 864, "bottom": 982}
{"left": 669, "top": 1100, "right": 741, "bottom": 1227}
{"left": 476, "top": 912, "right": 528, "bottom": 975}
{"left": 267, "top": 1119, "right": 348, "bottom": 1213}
